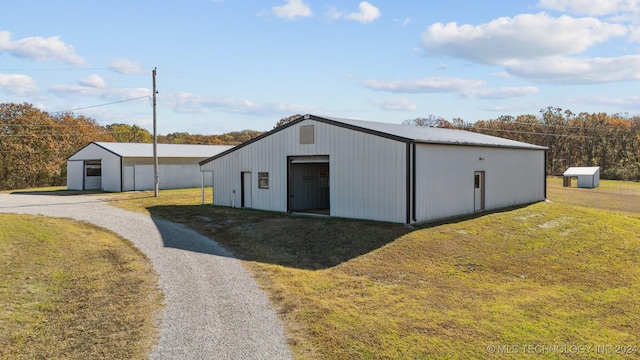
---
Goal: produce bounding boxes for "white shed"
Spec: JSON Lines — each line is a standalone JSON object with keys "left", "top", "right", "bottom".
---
{"left": 562, "top": 167, "right": 600, "bottom": 188}
{"left": 67, "top": 142, "right": 232, "bottom": 192}
{"left": 200, "top": 115, "right": 548, "bottom": 224}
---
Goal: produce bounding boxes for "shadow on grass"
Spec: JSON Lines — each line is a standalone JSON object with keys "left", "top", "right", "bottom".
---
{"left": 146, "top": 202, "right": 538, "bottom": 270}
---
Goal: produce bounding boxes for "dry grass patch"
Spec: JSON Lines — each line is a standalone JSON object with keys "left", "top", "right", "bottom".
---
{"left": 0, "top": 214, "right": 163, "bottom": 360}
{"left": 547, "top": 176, "right": 640, "bottom": 215}
{"left": 250, "top": 202, "right": 640, "bottom": 359}
{"left": 105, "top": 186, "right": 640, "bottom": 359}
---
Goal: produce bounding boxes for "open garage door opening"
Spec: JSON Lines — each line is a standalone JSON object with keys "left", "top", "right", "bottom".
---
{"left": 288, "top": 156, "right": 330, "bottom": 215}
{"left": 84, "top": 160, "right": 102, "bottom": 190}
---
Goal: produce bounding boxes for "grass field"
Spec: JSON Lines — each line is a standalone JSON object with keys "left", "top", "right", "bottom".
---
{"left": 5, "top": 179, "right": 640, "bottom": 359}
{"left": 0, "top": 213, "right": 163, "bottom": 360}
{"left": 101, "top": 180, "right": 640, "bottom": 359}
{"left": 547, "top": 176, "right": 640, "bottom": 216}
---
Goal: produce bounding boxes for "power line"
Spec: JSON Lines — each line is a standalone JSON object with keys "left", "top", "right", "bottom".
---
{"left": 50, "top": 96, "right": 150, "bottom": 114}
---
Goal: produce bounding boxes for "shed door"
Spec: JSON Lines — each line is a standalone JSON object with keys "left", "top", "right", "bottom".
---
{"left": 84, "top": 161, "right": 102, "bottom": 190}
{"left": 241, "top": 172, "right": 252, "bottom": 208}
{"left": 474, "top": 171, "right": 485, "bottom": 211}
{"left": 123, "top": 165, "right": 135, "bottom": 191}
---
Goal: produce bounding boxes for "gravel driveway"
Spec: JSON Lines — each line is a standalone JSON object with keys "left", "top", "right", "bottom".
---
{"left": 0, "top": 193, "right": 292, "bottom": 360}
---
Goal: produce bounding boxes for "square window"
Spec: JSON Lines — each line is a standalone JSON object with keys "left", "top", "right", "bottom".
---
{"left": 258, "top": 172, "right": 269, "bottom": 189}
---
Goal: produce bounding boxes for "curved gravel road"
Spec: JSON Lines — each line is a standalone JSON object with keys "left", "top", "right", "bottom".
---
{"left": 0, "top": 193, "right": 292, "bottom": 360}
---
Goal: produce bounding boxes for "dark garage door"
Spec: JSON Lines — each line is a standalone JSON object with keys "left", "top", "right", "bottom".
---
{"left": 288, "top": 156, "right": 329, "bottom": 214}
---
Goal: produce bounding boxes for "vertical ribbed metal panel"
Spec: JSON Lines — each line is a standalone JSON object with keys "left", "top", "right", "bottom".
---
{"left": 201, "top": 121, "right": 546, "bottom": 223}
{"left": 66, "top": 161, "right": 84, "bottom": 190}
{"left": 68, "top": 143, "right": 121, "bottom": 192}
{"left": 201, "top": 119, "right": 407, "bottom": 222}
{"left": 414, "top": 144, "right": 545, "bottom": 222}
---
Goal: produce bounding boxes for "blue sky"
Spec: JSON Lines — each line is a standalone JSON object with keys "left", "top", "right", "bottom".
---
{"left": 1, "top": 0, "right": 639, "bottom": 135}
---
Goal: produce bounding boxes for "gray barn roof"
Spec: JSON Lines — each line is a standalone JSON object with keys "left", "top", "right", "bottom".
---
{"left": 200, "top": 114, "right": 547, "bottom": 166}
{"left": 89, "top": 142, "right": 233, "bottom": 158}
{"left": 319, "top": 116, "right": 547, "bottom": 150}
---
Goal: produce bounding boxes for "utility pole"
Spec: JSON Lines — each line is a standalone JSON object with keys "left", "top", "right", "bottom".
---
{"left": 152, "top": 68, "right": 159, "bottom": 197}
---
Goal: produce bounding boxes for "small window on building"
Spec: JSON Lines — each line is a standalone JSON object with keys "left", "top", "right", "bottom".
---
{"left": 258, "top": 172, "right": 269, "bottom": 189}
{"left": 474, "top": 174, "right": 480, "bottom": 188}
{"left": 300, "top": 125, "right": 314, "bottom": 144}
{"left": 85, "top": 161, "right": 101, "bottom": 177}
{"left": 86, "top": 167, "right": 101, "bottom": 177}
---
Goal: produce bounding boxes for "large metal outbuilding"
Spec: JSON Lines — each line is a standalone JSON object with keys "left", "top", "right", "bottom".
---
{"left": 200, "top": 115, "right": 547, "bottom": 224}
{"left": 67, "top": 142, "right": 232, "bottom": 192}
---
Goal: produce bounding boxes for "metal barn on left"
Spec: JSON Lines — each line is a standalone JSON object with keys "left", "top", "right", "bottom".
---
{"left": 67, "top": 142, "right": 232, "bottom": 192}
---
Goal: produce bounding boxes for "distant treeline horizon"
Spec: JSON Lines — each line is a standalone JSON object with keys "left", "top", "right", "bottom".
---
{"left": 1, "top": 103, "right": 639, "bottom": 190}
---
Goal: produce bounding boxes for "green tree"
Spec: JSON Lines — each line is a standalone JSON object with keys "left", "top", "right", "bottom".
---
{"left": 105, "top": 123, "right": 152, "bottom": 142}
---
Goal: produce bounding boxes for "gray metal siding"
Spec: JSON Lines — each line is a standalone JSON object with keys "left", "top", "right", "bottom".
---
{"left": 414, "top": 144, "right": 545, "bottom": 222}
{"left": 202, "top": 119, "right": 407, "bottom": 222}
{"left": 66, "top": 160, "right": 84, "bottom": 190}
{"left": 69, "top": 143, "right": 212, "bottom": 192}
{"left": 201, "top": 119, "right": 546, "bottom": 223}
{"left": 68, "top": 144, "right": 121, "bottom": 191}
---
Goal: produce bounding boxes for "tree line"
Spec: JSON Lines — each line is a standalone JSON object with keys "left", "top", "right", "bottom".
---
{"left": 2, "top": 102, "right": 639, "bottom": 190}
{"left": 0, "top": 103, "right": 262, "bottom": 190}
{"left": 405, "top": 107, "right": 640, "bottom": 181}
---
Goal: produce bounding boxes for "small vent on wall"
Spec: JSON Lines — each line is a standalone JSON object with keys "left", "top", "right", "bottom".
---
{"left": 300, "top": 125, "right": 314, "bottom": 144}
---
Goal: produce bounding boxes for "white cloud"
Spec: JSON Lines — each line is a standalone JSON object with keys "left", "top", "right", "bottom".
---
{"left": 363, "top": 77, "right": 486, "bottom": 93}
{"left": 537, "top": 0, "right": 640, "bottom": 17}
{"left": 324, "top": 6, "right": 343, "bottom": 21}
{"left": 326, "top": 2, "right": 380, "bottom": 23}
{"left": 422, "top": 13, "right": 627, "bottom": 64}
{"left": 461, "top": 86, "right": 539, "bottom": 99}
{"left": 629, "top": 26, "right": 640, "bottom": 42}
{"left": 0, "top": 74, "right": 39, "bottom": 95}
{"left": 110, "top": 58, "right": 146, "bottom": 74}
{"left": 364, "top": 76, "right": 540, "bottom": 101}
{"left": 0, "top": 31, "right": 86, "bottom": 66}
{"left": 49, "top": 84, "right": 150, "bottom": 101}
{"left": 581, "top": 94, "right": 640, "bottom": 109}
{"left": 370, "top": 97, "right": 417, "bottom": 111}
{"left": 345, "top": 2, "right": 381, "bottom": 23}
{"left": 271, "top": 0, "right": 313, "bottom": 19}
{"left": 79, "top": 74, "right": 106, "bottom": 88}
{"left": 165, "top": 91, "right": 315, "bottom": 115}
{"left": 503, "top": 55, "right": 640, "bottom": 84}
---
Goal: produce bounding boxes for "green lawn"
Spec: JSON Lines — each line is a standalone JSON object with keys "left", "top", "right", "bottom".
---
{"left": 5, "top": 179, "right": 639, "bottom": 359}
{"left": 0, "top": 214, "right": 163, "bottom": 360}
{"left": 106, "top": 181, "right": 640, "bottom": 359}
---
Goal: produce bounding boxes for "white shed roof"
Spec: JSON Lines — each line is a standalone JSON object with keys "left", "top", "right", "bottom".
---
{"left": 91, "top": 142, "right": 233, "bottom": 158}
{"left": 563, "top": 167, "right": 600, "bottom": 176}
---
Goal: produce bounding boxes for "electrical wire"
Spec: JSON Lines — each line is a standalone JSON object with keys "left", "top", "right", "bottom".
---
{"left": 49, "top": 96, "right": 151, "bottom": 114}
